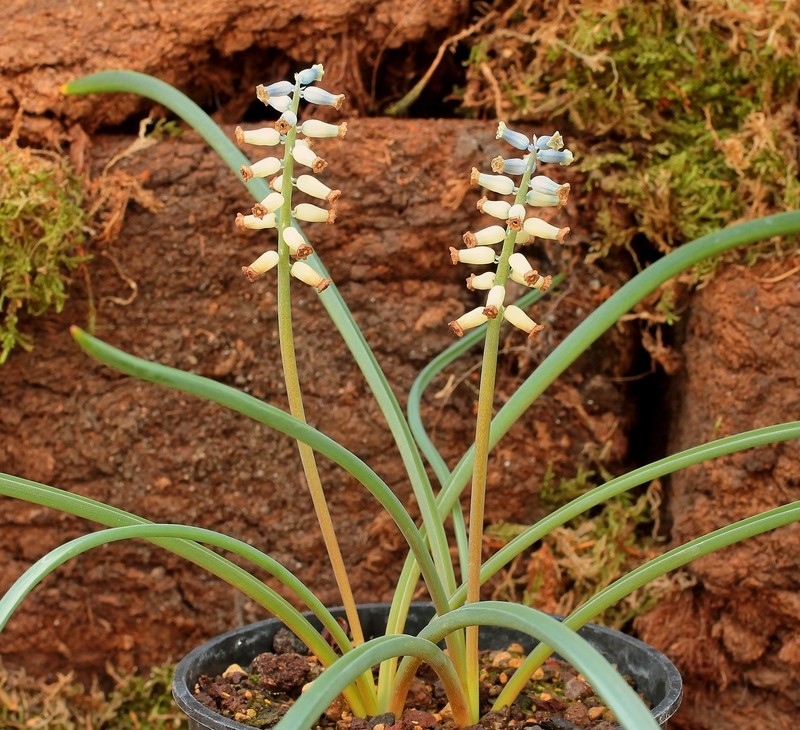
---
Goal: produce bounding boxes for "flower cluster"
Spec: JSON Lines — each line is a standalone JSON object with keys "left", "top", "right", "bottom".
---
{"left": 235, "top": 63, "right": 345, "bottom": 292}
{"left": 448, "top": 122, "right": 573, "bottom": 340}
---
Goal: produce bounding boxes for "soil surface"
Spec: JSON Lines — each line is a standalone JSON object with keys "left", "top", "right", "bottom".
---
{"left": 3, "top": 4, "right": 800, "bottom": 730}
{"left": 196, "top": 638, "right": 628, "bottom": 730}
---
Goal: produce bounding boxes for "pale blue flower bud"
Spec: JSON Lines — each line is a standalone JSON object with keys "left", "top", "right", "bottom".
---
{"left": 525, "top": 191, "right": 562, "bottom": 208}
{"left": 491, "top": 155, "right": 530, "bottom": 176}
{"left": 296, "top": 64, "right": 325, "bottom": 85}
{"left": 526, "top": 175, "right": 570, "bottom": 207}
{"left": 496, "top": 122, "right": 531, "bottom": 151}
{"left": 534, "top": 132, "right": 564, "bottom": 151}
{"left": 476, "top": 197, "right": 511, "bottom": 220}
{"left": 265, "top": 81, "right": 294, "bottom": 96}
{"left": 470, "top": 168, "right": 515, "bottom": 195}
{"left": 300, "top": 86, "right": 346, "bottom": 110}
{"left": 536, "top": 148, "right": 574, "bottom": 166}
{"left": 300, "top": 120, "right": 347, "bottom": 139}
{"left": 268, "top": 96, "right": 293, "bottom": 113}
{"left": 275, "top": 110, "right": 297, "bottom": 134}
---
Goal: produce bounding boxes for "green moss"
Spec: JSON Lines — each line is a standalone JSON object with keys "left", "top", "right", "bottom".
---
{"left": 462, "top": 0, "right": 800, "bottom": 259}
{"left": 487, "top": 465, "right": 674, "bottom": 628}
{"left": 0, "top": 139, "right": 89, "bottom": 363}
{"left": 0, "top": 661, "right": 184, "bottom": 729}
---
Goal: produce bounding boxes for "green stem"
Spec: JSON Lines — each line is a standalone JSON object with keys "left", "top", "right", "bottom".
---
{"left": 463, "top": 150, "right": 540, "bottom": 719}
{"left": 276, "top": 82, "right": 365, "bottom": 651}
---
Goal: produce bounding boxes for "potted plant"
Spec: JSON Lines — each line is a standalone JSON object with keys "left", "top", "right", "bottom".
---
{"left": 1, "top": 63, "right": 798, "bottom": 729}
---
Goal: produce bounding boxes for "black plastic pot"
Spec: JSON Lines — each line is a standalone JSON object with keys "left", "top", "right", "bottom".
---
{"left": 173, "top": 603, "right": 682, "bottom": 730}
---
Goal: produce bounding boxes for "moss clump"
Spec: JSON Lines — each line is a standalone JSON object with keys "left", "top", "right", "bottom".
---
{"left": 0, "top": 660, "right": 184, "bottom": 729}
{"left": 0, "top": 137, "right": 88, "bottom": 363}
{"left": 460, "top": 0, "right": 800, "bottom": 259}
{"left": 486, "top": 466, "right": 686, "bottom": 628}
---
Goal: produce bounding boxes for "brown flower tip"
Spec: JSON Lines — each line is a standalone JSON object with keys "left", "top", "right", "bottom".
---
{"left": 327, "top": 189, "right": 342, "bottom": 204}
{"left": 528, "top": 324, "right": 545, "bottom": 340}
{"left": 255, "top": 85, "right": 269, "bottom": 105}
{"left": 490, "top": 155, "right": 504, "bottom": 174}
{"left": 469, "top": 167, "right": 480, "bottom": 187}
{"left": 326, "top": 208, "right": 337, "bottom": 224}
{"left": 524, "top": 270, "right": 540, "bottom": 286}
{"left": 235, "top": 212, "right": 247, "bottom": 231}
{"left": 311, "top": 158, "right": 328, "bottom": 174}
{"left": 275, "top": 119, "right": 292, "bottom": 135}
{"left": 538, "top": 275, "right": 553, "bottom": 293}
{"left": 240, "top": 165, "right": 254, "bottom": 182}
{"left": 448, "top": 320, "right": 465, "bottom": 337}
{"left": 558, "top": 183, "right": 571, "bottom": 208}
{"left": 462, "top": 231, "right": 477, "bottom": 248}
{"left": 338, "top": 122, "right": 348, "bottom": 138}
{"left": 507, "top": 215, "right": 523, "bottom": 231}
{"left": 482, "top": 305, "right": 499, "bottom": 319}
{"left": 252, "top": 203, "right": 268, "bottom": 219}
{"left": 293, "top": 244, "right": 314, "bottom": 260}
{"left": 449, "top": 246, "right": 460, "bottom": 265}
{"left": 557, "top": 226, "right": 570, "bottom": 243}
{"left": 466, "top": 274, "right": 477, "bottom": 291}
{"left": 476, "top": 196, "right": 488, "bottom": 212}
{"left": 242, "top": 265, "right": 260, "bottom": 282}
{"left": 235, "top": 126, "right": 245, "bottom": 145}
{"left": 315, "top": 277, "right": 332, "bottom": 293}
